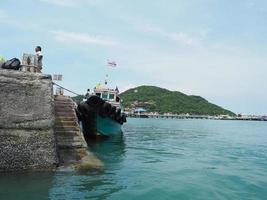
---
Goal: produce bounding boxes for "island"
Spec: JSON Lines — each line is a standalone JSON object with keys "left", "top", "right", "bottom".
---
{"left": 120, "top": 86, "right": 235, "bottom": 116}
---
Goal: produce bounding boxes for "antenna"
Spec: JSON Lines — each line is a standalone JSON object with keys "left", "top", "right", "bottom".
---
{"left": 105, "top": 74, "right": 108, "bottom": 85}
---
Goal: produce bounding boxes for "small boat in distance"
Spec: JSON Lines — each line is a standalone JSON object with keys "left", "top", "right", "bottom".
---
{"left": 76, "top": 84, "right": 127, "bottom": 140}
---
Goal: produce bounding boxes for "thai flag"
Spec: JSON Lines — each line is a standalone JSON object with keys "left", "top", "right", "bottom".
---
{"left": 107, "top": 60, "right": 117, "bottom": 67}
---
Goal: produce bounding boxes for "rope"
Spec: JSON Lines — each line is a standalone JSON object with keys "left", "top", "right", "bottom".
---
{"left": 52, "top": 82, "right": 84, "bottom": 97}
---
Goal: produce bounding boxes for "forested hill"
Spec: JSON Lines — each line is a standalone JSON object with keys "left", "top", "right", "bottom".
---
{"left": 120, "top": 85, "right": 235, "bottom": 116}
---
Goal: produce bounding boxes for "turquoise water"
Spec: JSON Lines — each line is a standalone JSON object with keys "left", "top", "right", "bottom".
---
{"left": 1, "top": 118, "right": 267, "bottom": 200}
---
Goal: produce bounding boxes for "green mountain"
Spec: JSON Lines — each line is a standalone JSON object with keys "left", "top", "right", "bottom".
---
{"left": 120, "top": 85, "right": 235, "bottom": 116}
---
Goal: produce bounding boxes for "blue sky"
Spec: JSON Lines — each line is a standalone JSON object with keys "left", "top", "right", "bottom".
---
{"left": 1, "top": 0, "right": 267, "bottom": 114}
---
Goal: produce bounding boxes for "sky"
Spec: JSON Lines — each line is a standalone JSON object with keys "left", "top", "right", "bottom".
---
{"left": 0, "top": 0, "right": 267, "bottom": 115}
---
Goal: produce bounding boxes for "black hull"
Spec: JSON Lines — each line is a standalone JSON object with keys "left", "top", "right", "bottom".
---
{"left": 75, "top": 95, "right": 126, "bottom": 141}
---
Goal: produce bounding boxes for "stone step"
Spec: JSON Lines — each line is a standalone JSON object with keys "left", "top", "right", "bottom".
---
{"left": 56, "top": 135, "right": 84, "bottom": 142}
{"left": 54, "top": 126, "right": 80, "bottom": 131}
{"left": 55, "top": 103, "right": 73, "bottom": 107}
{"left": 54, "top": 101, "right": 73, "bottom": 104}
{"left": 57, "top": 141, "right": 87, "bottom": 149}
{"left": 55, "top": 117, "right": 77, "bottom": 121}
{"left": 55, "top": 131, "right": 81, "bottom": 137}
{"left": 55, "top": 103, "right": 73, "bottom": 106}
{"left": 56, "top": 116, "right": 77, "bottom": 121}
{"left": 55, "top": 101, "right": 72, "bottom": 105}
{"left": 55, "top": 111, "right": 76, "bottom": 117}
{"left": 55, "top": 116, "right": 76, "bottom": 120}
{"left": 55, "top": 108, "right": 74, "bottom": 112}
{"left": 53, "top": 95, "right": 96, "bottom": 169}
{"left": 55, "top": 120, "right": 78, "bottom": 127}
{"left": 55, "top": 109, "right": 75, "bottom": 113}
{"left": 55, "top": 115, "right": 77, "bottom": 120}
{"left": 55, "top": 104, "right": 74, "bottom": 110}
{"left": 55, "top": 118, "right": 78, "bottom": 122}
{"left": 54, "top": 102, "right": 72, "bottom": 106}
{"left": 54, "top": 95, "right": 71, "bottom": 100}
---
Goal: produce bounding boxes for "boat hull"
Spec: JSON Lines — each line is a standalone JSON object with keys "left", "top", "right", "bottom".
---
{"left": 96, "top": 115, "right": 122, "bottom": 136}
{"left": 76, "top": 95, "right": 126, "bottom": 140}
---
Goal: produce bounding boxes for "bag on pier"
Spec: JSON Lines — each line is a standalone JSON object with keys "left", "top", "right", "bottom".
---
{"left": 2, "top": 58, "right": 21, "bottom": 70}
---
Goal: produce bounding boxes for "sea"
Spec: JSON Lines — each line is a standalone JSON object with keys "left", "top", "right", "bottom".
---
{"left": 1, "top": 118, "right": 267, "bottom": 200}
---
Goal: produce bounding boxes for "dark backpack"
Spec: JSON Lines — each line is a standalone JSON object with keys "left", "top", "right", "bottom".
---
{"left": 2, "top": 58, "right": 21, "bottom": 70}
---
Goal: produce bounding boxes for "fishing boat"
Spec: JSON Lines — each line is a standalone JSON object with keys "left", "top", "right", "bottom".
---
{"left": 76, "top": 84, "right": 126, "bottom": 140}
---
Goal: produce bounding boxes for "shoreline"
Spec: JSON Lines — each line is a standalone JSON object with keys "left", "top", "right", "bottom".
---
{"left": 127, "top": 114, "right": 267, "bottom": 121}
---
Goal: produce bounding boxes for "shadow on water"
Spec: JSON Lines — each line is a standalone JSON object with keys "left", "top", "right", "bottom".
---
{"left": 0, "top": 171, "right": 55, "bottom": 200}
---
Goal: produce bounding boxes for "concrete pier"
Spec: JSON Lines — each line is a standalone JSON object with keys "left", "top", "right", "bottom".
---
{"left": 0, "top": 70, "right": 58, "bottom": 171}
{"left": 0, "top": 69, "right": 102, "bottom": 172}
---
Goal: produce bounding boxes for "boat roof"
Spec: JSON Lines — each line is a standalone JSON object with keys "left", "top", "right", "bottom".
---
{"left": 94, "top": 88, "right": 117, "bottom": 93}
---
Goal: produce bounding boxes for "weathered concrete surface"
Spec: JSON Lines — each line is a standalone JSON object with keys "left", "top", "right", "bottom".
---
{"left": 0, "top": 70, "right": 58, "bottom": 171}
{"left": 0, "top": 70, "right": 54, "bottom": 129}
{"left": 0, "top": 129, "right": 57, "bottom": 171}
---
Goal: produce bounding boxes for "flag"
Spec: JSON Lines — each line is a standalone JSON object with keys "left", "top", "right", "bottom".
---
{"left": 107, "top": 60, "right": 117, "bottom": 67}
{"left": 115, "top": 86, "right": 119, "bottom": 93}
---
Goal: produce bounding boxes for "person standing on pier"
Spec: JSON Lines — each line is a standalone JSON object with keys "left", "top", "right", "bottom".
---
{"left": 35, "top": 46, "right": 43, "bottom": 73}
{"left": 85, "top": 89, "right": 90, "bottom": 99}
{"left": 0, "top": 55, "right": 5, "bottom": 68}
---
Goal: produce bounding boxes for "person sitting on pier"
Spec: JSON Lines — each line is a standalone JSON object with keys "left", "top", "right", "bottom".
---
{"left": 35, "top": 46, "right": 43, "bottom": 73}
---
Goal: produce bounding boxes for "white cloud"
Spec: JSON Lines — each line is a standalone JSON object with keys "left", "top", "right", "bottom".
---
{"left": 51, "top": 30, "right": 119, "bottom": 46}
{"left": 245, "top": 0, "right": 256, "bottom": 8}
{"left": 114, "top": 41, "right": 267, "bottom": 99}
{"left": 168, "top": 32, "right": 194, "bottom": 45}
{"left": 0, "top": 10, "right": 9, "bottom": 22}
{"left": 141, "top": 25, "right": 196, "bottom": 46}
{"left": 39, "top": 0, "right": 102, "bottom": 7}
{"left": 117, "top": 83, "right": 137, "bottom": 93}
{"left": 40, "top": 0, "right": 76, "bottom": 7}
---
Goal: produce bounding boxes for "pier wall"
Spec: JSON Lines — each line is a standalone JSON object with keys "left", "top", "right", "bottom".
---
{"left": 0, "top": 70, "right": 58, "bottom": 171}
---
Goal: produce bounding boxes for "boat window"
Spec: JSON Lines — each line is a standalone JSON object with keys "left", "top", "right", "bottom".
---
{"left": 102, "top": 93, "right": 108, "bottom": 99}
{"left": 109, "top": 94, "right": 115, "bottom": 100}
{"left": 96, "top": 93, "right": 101, "bottom": 97}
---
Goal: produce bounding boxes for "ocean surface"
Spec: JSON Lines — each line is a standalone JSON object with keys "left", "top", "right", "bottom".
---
{"left": 1, "top": 118, "right": 267, "bottom": 200}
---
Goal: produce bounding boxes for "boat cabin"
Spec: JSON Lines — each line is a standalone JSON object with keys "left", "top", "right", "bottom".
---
{"left": 93, "top": 87, "right": 121, "bottom": 108}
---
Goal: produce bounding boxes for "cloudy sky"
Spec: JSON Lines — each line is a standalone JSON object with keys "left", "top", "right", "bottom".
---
{"left": 1, "top": 0, "right": 267, "bottom": 114}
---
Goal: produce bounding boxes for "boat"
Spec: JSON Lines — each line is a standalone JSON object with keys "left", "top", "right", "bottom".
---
{"left": 76, "top": 84, "right": 127, "bottom": 140}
